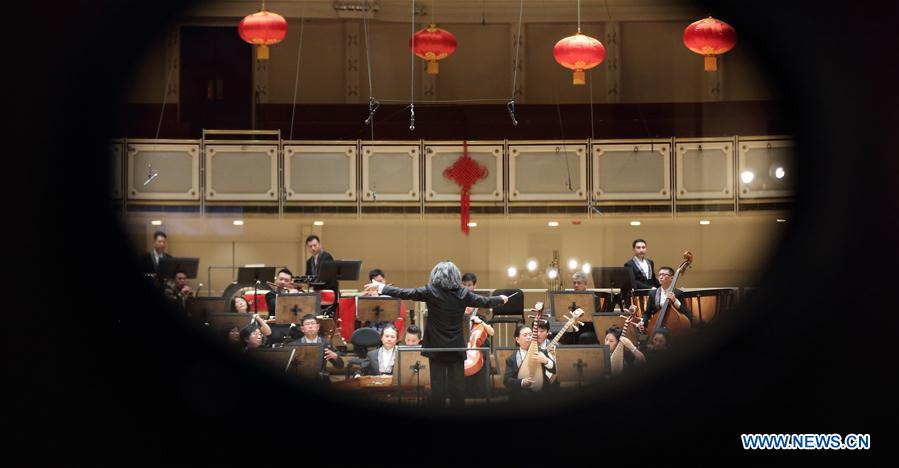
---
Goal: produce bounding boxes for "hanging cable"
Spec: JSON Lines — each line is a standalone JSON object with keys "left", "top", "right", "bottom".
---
{"left": 362, "top": 0, "right": 378, "bottom": 140}
{"left": 154, "top": 34, "right": 177, "bottom": 140}
{"left": 409, "top": 0, "right": 416, "bottom": 131}
{"left": 288, "top": 6, "right": 307, "bottom": 141}
{"left": 508, "top": 0, "right": 525, "bottom": 126}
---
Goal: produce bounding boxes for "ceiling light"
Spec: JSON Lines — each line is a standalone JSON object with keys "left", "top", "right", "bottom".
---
{"left": 774, "top": 167, "right": 786, "bottom": 179}
{"left": 150, "top": 220, "right": 162, "bottom": 226}
{"left": 630, "top": 220, "right": 641, "bottom": 226}
{"left": 526, "top": 260, "right": 538, "bottom": 272}
{"left": 507, "top": 266, "right": 518, "bottom": 278}
{"left": 548, "top": 221, "right": 559, "bottom": 227}
{"left": 467, "top": 222, "right": 477, "bottom": 227}
{"left": 233, "top": 220, "right": 244, "bottom": 226}
{"left": 699, "top": 220, "right": 710, "bottom": 225}
{"left": 581, "top": 263, "right": 591, "bottom": 274}
{"left": 740, "top": 171, "right": 755, "bottom": 184}
{"left": 313, "top": 220, "right": 324, "bottom": 226}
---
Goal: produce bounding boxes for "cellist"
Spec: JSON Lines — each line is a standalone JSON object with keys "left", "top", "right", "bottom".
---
{"left": 461, "top": 273, "right": 495, "bottom": 398}
{"left": 639, "top": 266, "right": 693, "bottom": 332}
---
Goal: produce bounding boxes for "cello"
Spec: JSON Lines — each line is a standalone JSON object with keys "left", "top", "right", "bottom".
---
{"left": 463, "top": 308, "right": 490, "bottom": 376}
{"left": 647, "top": 251, "right": 693, "bottom": 337}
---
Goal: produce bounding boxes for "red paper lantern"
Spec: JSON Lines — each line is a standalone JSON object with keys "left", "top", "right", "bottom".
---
{"left": 553, "top": 32, "right": 606, "bottom": 85}
{"left": 410, "top": 24, "right": 457, "bottom": 75}
{"left": 683, "top": 16, "right": 737, "bottom": 71}
{"left": 238, "top": 10, "right": 288, "bottom": 60}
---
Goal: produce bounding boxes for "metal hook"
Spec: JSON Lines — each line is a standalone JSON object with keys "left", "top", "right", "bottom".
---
{"left": 507, "top": 100, "right": 518, "bottom": 126}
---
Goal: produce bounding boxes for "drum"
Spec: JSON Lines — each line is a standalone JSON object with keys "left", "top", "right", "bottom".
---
{"left": 320, "top": 290, "right": 336, "bottom": 306}
{"left": 243, "top": 291, "right": 270, "bottom": 314}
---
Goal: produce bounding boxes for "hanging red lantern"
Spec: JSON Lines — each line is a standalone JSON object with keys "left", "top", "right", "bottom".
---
{"left": 238, "top": 9, "right": 288, "bottom": 60}
{"left": 410, "top": 24, "right": 457, "bottom": 75}
{"left": 683, "top": 16, "right": 737, "bottom": 71}
{"left": 553, "top": 32, "right": 606, "bottom": 85}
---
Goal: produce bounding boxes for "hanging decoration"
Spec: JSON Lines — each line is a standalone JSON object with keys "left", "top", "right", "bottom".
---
{"left": 410, "top": 24, "right": 457, "bottom": 75}
{"left": 683, "top": 16, "right": 737, "bottom": 71}
{"left": 553, "top": 32, "right": 606, "bottom": 85}
{"left": 238, "top": 3, "right": 288, "bottom": 60}
{"left": 443, "top": 142, "right": 488, "bottom": 235}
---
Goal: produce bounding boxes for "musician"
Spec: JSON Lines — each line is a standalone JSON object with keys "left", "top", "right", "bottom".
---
{"left": 368, "top": 268, "right": 385, "bottom": 284}
{"left": 566, "top": 272, "right": 598, "bottom": 344}
{"left": 140, "top": 230, "right": 171, "bottom": 276}
{"left": 360, "top": 268, "right": 405, "bottom": 334}
{"left": 289, "top": 314, "right": 343, "bottom": 373}
{"left": 461, "top": 272, "right": 494, "bottom": 398}
{"left": 363, "top": 261, "right": 508, "bottom": 407}
{"left": 266, "top": 268, "right": 303, "bottom": 344}
{"left": 163, "top": 270, "right": 194, "bottom": 311}
{"left": 605, "top": 325, "right": 645, "bottom": 375}
{"left": 534, "top": 320, "right": 561, "bottom": 389}
{"left": 624, "top": 238, "right": 660, "bottom": 290}
{"left": 222, "top": 325, "right": 242, "bottom": 347}
{"left": 305, "top": 235, "right": 337, "bottom": 293}
{"left": 240, "top": 316, "right": 274, "bottom": 351}
{"left": 503, "top": 324, "right": 557, "bottom": 401}
{"left": 643, "top": 327, "right": 671, "bottom": 362}
{"left": 404, "top": 325, "right": 422, "bottom": 346}
{"left": 230, "top": 296, "right": 249, "bottom": 313}
{"left": 361, "top": 324, "right": 399, "bottom": 376}
{"left": 640, "top": 266, "right": 693, "bottom": 332}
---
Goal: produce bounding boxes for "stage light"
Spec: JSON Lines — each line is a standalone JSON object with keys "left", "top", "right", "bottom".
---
{"left": 777, "top": 218, "right": 787, "bottom": 223}
{"left": 568, "top": 259, "right": 578, "bottom": 270}
{"left": 233, "top": 220, "right": 244, "bottom": 226}
{"left": 467, "top": 222, "right": 477, "bottom": 227}
{"left": 527, "top": 259, "right": 538, "bottom": 272}
{"left": 581, "top": 263, "right": 591, "bottom": 274}
{"left": 548, "top": 221, "right": 560, "bottom": 227}
{"left": 507, "top": 266, "right": 517, "bottom": 278}
{"left": 150, "top": 220, "right": 162, "bottom": 226}
{"left": 313, "top": 220, "right": 324, "bottom": 226}
{"left": 547, "top": 268, "right": 559, "bottom": 279}
{"left": 630, "top": 220, "right": 641, "bottom": 226}
{"left": 740, "top": 170, "right": 755, "bottom": 183}
{"left": 774, "top": 166, "right": 786, "bottom": 179}
{"left": 699, "top": 220, "right": 710, "bottom": 225}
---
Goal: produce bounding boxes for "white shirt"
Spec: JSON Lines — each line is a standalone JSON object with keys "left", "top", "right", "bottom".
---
{"left": 634, "top": 256, "right": 650, "bottom": 280}
{"left": 300, "top": 336, "right": 322, "bottom": 344}
{"left": 378, "top": 346, "right": 396, "bottom": 374}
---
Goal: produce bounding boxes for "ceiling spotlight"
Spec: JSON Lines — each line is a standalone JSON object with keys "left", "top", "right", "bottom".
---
{"left": 699, "top": 220, "right": 711, "bottom": 225}
{"left": 774, "top": 167, "right": 786, "bottom": 179}
{"left": 507, "top": 266, "right": 518, "bottom": 278}
{"left": 567, "top": 259, "right": 578, "bottom": 270}
{"left": 526, "top": 259, "right": 538, "bottom": 272}
{"left": 581, "top": 263, "right": 591, "bottom": 274}
{"left": 150, "top": 220, "right": 162, "bottom": 226}
{"left": 630, "top": 220, "right": 641, "bottom": 226}
{"left": 740, "top": 171, "right": 755, "bottom": 184}
{"left": 313, "top": 220, "right": 325, "bottom": 226}
{"left": 233, "top": 220, "right": 244, "bottom": 226}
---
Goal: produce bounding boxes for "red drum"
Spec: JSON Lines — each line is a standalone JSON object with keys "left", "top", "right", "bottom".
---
{"left": 320, "top": 290, "right": 336, "bottom": 305}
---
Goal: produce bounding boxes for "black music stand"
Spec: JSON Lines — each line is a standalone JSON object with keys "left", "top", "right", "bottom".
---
{"left": 186, "top": 297, "right": 225, "bottom": 323}
{"left": 158, "top": 257, "right": 199, "bottom": 281}
{"left": 319, "top": 260, "right": 362, "bottom": 283}
{"left": 592, "top": 267, "right": 636, "bottom": 312}
{"left": 207, "top": 312, "right": 258, "bottom": 338}
{"left": 397, "top": 347, "right": 430, "bottom": 406}
{"left": 284, "top": 342, "right": 325, "bottom": 380}
{"left": 246, "top": 347, "right": 296, "bottom": 373}
{"left": 274, "top": 293, "right": 321, "bottom": 325}
{"left": 237, "top": 266, "right": 277, "bottom": 315}
{"left": 356, "top": 296, "right": 401, "bottom": 324}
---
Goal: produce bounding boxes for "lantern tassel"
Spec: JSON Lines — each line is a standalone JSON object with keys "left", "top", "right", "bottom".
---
{"left": 257, "top": 44, "right": 270, "bottom": 60}
{"left": 573, "top": 70, "right": 586, "bottom": 85}
{"left": 427, "top": 60, "right": 439, "bottom": 75}
{"left": 461, "top": 188, "right": 471, "bottom": 235}
{"left": 704, "top": 55, "right": 717, "bottom": 71}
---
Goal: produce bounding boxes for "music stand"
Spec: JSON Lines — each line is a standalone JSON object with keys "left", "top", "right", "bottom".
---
{"left": 591, "top": 267, "right": 636, "bottom": 311}
{"left": 285, "top": 342, "right": 325, "bottom": 379}
{"left": 554, "top": 345, "right": 608, "bottom": 388}
{"left": 186, "top": 297, "right": 225, "bottom": 323}
{"left": 592, "top": 314, "right": 640, "bottom": 344}
{"left": 356, "top": 296, "right": 401, "bottom": 323}
{"left": 246, "top": 347, "right": 296, "bottom": 373}
{"left": 397, "top": 347, "right": 430, "bottom": 405}
{"left": 274, "top": 293, "right": 321, "bottom": 325}
{"left": 207, "top": 312, "right": 257, "bottom": 337}
{"left": 319, "top": 260, "right": 363, "bottom": 283}
{"left": 237, "top": 266, "right": 277, "bottom": 284}
{"left": 158, "top": 257, "right": 199, "bottom": 280}
{"left": 548, "top": 291, "right": 597, "bottom": 322}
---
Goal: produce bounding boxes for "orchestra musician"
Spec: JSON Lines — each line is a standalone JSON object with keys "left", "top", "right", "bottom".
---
{"left": 503, "top": 324, "right": 557, "bottom": 401}
{"left": 163, "top": 270, "right": 194, "bottom": 311}
{"left": 360, "top": 268, "right": 405, "bottom": 334}
{"left": 534, "top": 320, "right": 560, "bottom": 389}
{"left": 363, "top": 261, "right": 508, "bottom": 407}
{"left": 289, "top": 314, "right": 343, "bottom": 378}
{"left": 642, "top": 327, "right": 671, "bottom": 362}
{"left": 605, "top": 325, "right": 645, "bottom": 375}
{"left": 266, "top": 268, "right": 304, "bottom": 344}
{"left": 140, "top": 230, "right": 171, "bottom": 276}
{"left": 403, "top": 325, "right": 422, "bottom": 346}
{"left": 624, "top": 238, "right": 660, "bottom": 290}
{"left": 461, "top": 272, "right": 494, "bottom": 398}
{"left": 240, "top": 316, "right": 274, "bottom": 352}
{"left": 566, "top": 271, "right": 598, "bottom": 344}
{"left": 639, "top": 266, "right": 693, "bottom": 332}
{"left": 360, "top": 324, "right": 399, "bottom": 376}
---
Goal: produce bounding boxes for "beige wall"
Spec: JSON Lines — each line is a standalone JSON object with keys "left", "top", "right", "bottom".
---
{"left": 134, "top": 215, "right": 783, "bottom": 297}
{"left": 266, "top": 20, "right": 347, "bottom": 103}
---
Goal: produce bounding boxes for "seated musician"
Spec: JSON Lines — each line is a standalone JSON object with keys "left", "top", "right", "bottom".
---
{"left": 230, "top": 296, "right": 249, "bottom": 313}
{"left": 605, "top": 325, "right": 645, "bottom": 375}
{"left": 562, "top": 272, "right": 598, "bottom": 344}
{"left": 289, "top": 314, "right": 344, "bottom": 371}
{"left": 643, "top": 327, "right": 670, "bottom": 362}
{"left": 403, "top": 325, "right": 422, "bottom": 346}
{"left": 461, "top": 273, "right": 494, "bottom": 398}
{"left": 503, "top": 325, "right": 557, "bottom": 400}
{"left": 534, "top": 320, "right": 560, "bottom": 388}
{"left": 639, "top": 266, "right": 693, "bottom": 332}
{"left": 240, "top": 316, "right": 274, "bottom": 351}
{"left": 360, "top": 268, "right": 400, "bottom": 333}
{"left": 163, "top": 270, "right": 195, "bottom": 310}
{"left": 222, "top": 325, "right": 242, "bottom": 347}
{"left": 266, "top": 268, "right": 304, "bottom": 345}
{"left": 361, "top": 324, "right": 399, "bottom": 376}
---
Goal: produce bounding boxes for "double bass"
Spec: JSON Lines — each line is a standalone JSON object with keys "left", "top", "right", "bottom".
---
{"left": 646, "top": 251, "right": 693, "bottom": 336}
{"left": 463, "top": 308, "right": 489, "bottom": 377}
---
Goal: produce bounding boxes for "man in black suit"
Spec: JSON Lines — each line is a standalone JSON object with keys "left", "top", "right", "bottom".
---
{"left": 304, "top": 235, "right": 336, "bottom": 292}
{"left": 140, "top": 230, "right": 172, "bottom": 276}
{"left": 623, "top": 238, "right": 660, "bottom": 290}
{"left": 640, "top": 266, "right": 692, "bottom": 332}
{"left": 288, "top": 314, "right": 344, "bottom": 381}
{"left": 265, "top": 268, "right": 303, "bottom": 345}
{"left": 363, "top": 261, "right": 508, "bottom": 407}
{"left": 503, "top": 324, "right": 557, "bottom": 402}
